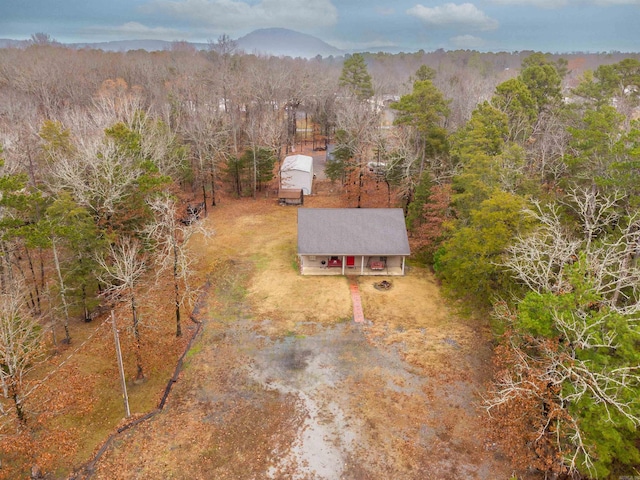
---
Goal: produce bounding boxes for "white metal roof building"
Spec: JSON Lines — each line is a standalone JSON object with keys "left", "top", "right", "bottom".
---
{"left": 280, "top": 154, "right": 314, "bottom": 195}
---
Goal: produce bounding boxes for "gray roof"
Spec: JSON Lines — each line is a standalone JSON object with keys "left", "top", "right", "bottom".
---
{"left": 297, "top": 208, "right": 410, "bottom": 256}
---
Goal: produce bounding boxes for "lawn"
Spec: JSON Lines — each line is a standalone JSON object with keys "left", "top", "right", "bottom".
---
{"left": 87, "top": 186, "right": 518, "bottom": 479}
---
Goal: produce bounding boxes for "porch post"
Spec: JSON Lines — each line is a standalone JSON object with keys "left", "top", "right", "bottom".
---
{"left": 360, "top": 256, "right": 364, "bottom": 275}
{"left": 401, "top": 256, "right": 405, "bottom": 275}
{"left": 342, "top": 255, "right": 345, "bottom": 275}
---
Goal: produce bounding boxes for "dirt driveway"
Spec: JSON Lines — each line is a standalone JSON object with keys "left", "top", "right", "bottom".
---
{"left": 92, "top": 193, "right": 516, "bottom": 479}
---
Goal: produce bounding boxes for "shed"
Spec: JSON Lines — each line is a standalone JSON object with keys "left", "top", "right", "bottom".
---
{"left": 278, "top": 188, "right": 304, "bottom": 206}
{"left": 297, "top": 208, "right": 410, "bottom": 276}
{"left": 281, "top": 154, "right": 313, "bottom": 195}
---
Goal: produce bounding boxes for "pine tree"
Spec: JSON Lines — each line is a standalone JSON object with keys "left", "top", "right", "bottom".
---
{"left": 339, "top": 53, "right": 374, "bottom": 101}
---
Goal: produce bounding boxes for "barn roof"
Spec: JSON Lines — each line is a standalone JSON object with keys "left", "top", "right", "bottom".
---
{"left": 282, "top": 154, "right": 313, "bottom": 173}
{"left": 297, "top": 208, "right": 410, "bottom": 256}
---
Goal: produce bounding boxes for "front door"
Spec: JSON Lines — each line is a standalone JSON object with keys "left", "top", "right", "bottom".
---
{"left": 346, "top": 256, "right": 355, "bottom": 268}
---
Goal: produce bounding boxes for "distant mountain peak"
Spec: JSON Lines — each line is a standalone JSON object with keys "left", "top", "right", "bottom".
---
{"left": 236, "top": 28, "right": 343, "bottom": 58}
{"left": 0, "top": 29, "right": 344, "bottom": 58}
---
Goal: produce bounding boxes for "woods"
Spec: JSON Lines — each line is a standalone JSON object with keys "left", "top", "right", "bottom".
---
{"left": 0, "top": 39, "right": 639, "bottom": 478}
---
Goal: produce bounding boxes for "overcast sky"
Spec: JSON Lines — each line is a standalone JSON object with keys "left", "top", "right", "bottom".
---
{"left": 0, "top": 0, "right": 637, "bottom": 53}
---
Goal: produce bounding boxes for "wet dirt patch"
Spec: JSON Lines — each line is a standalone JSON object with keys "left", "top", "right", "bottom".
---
{"left": 246, "top": 320, "right": 511, "bottom": 479}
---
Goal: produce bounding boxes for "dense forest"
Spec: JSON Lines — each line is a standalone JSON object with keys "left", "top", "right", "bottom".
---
{"left": 1, "top": 36, "right": 640, "bottom": 478}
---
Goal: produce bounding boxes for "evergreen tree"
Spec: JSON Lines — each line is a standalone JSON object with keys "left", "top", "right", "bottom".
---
{"left": 339, "top": 53, "right": 374, "bottom": 100}
{"left": 434, "top": 190, "right": 531, "bottom": 308}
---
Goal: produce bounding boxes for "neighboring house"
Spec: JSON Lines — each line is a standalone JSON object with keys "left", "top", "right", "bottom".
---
{"left": 297, "top": 208, "right": 410, "bottom": 276}
{"left": 280, "top": 154, "right": 313, "bottom": 195}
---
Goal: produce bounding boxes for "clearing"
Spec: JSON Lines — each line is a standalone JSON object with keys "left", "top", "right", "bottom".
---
{"left": 91, "top": 185, "right": 516, "bottom": 479}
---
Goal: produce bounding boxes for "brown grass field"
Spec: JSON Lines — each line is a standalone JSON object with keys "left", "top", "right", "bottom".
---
{"left": 1, "top": 174, "right": 521, "bottom": 479}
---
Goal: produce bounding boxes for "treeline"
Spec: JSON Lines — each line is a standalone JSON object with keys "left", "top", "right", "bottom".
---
{"left": 393, "top": 55, "right": 640, "bottom": 477}
{"left": 0, "top": 37, "right": 639, "bottom": 478}
{"left": 325, "top": 50, "right": 640, "bottom": 477}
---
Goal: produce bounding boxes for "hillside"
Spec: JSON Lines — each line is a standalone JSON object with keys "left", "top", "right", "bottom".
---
{"left": 236, "top": 27, "right": 343, "bottom": 58}
{"left": 0, "top": 28, "right": 343, "bottom": 58}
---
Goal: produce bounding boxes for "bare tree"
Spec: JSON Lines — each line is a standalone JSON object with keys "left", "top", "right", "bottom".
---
{"left": 491, "top": 191, "right": 640, "bottom": 476}
{"left": 96, "top": 237, "right": 148, "bottom": 381}
{"left": 504, "top": 202, "right": 581, "bottom": 294}
{"left": 561, "top": 186, "right": 625, "bottom": 249}
{"left": 44, "top": 137, "right": 143, "bottom": 226}
{"left": 334, "top": 95, "right": 382, "bottom": 207}
{"left": 506, "top": 195, "right": 640, "bottom": 312}
{"left": 487, "top": 301, "right": 640, "bottom": 477}
{"left": 0, "top": 280, "right": 44, "bottom": 424}
{"left": 145, "top": 196, "right": 212, "bottom": 337}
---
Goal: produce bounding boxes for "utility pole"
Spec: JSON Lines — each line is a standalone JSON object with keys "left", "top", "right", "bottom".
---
{"left": 111, "top": 311, "right": 131, "bottom": 418}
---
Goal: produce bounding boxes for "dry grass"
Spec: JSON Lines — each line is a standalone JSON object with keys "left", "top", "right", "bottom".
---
{"left": 4, "top": 178, "right": 515, "bottom": 479}
{"left": 147, "top": 190, "right": 508, "bottom": 478}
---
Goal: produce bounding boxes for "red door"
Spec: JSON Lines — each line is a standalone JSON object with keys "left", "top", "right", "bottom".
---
{"left": 346, "top": 256, "right": 355, "bottom": 268}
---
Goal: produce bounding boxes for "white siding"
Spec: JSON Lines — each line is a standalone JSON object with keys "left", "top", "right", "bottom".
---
{"left": 281, "top": 155, "right": 313, "bottom": 195}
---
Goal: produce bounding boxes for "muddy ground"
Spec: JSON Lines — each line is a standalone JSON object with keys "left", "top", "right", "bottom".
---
{"left": 91, "top": 189, "right": 517, "bottom": 479}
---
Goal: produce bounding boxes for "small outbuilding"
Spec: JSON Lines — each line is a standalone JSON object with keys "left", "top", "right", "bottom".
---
{"left": 278, "top": 188, "right": 304, "bottom": 206}
{"left": 280, "top": 154, "right": 313, "bottom": 195}
{"left": 297, "top": 208, "right": 410, "bottom": 276}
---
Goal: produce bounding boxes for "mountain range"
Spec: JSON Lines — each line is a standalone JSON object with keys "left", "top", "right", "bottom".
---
{"left": 0, "top": 28, "right": 347, "bottom": 58}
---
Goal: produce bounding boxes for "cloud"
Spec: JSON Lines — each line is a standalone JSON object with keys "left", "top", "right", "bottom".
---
{"left": 489, "top": 0, "right": 640, "bottom": 7}
{"left": 488, "top": 0, "right": 567, "bottom": 7}
{"left": 450, "top": 34, "right": 485, "bottom": 48}
{"left": 141, "top": 0, "right": 338, "bottom": 30}
{"left": 85, "top": 21, "right": 185, "bottom": 39}
{"left": 407, "top": 3, "right": 499, "bottom": 31}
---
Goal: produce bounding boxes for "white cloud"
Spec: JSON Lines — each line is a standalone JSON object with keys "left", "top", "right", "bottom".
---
{"left": 142, "top": 0, "right": 338, "bottom": 30}
{"left": 489, "top": 0, "right": 567, "bottom": 7}
{"left": 450, "top": 34, "right": 485, "bottom": 48}
{"left": 489, "top": 0, "right": 640, "bottom": 7}
{"left": 407, "top": 3, "right": 499, "bottom": 31}
{"left": 85, "top": 21, "right": 185, "bottom": 39}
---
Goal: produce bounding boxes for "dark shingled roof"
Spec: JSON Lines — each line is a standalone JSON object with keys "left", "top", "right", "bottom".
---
{"left": 297, "top": 208, "right": 410, "bottom": 256}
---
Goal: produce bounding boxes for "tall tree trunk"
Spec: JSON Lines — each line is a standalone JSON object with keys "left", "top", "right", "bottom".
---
{"left": 202, "top": 184, "right": 207, "bottom": 218}
{"left": 0, "top": 240, "right": 8, "bottom": 293}
{"left": 131, "top": 295, "right": 144, "bottom": 380}
{"left": 13, "top": 255, "right": 36, "bottom": 311}
{"left": 235, "top": 160, "right": 242, "bottom": 197}
{"left": 51, "top": 237, "right": 71, "bottom": 344}
{"left": 210, "top": 164, "right": 217, "bottom": 206}
{"left": 252, "top": 146, "right": 257, "bottom": 199}
{"left": 173, "top": 241, "right": 182, "bottom": 338}
{"left": 39, "top": 248, "right": 46, "bottom": 294}
{"left": 356, "top": 169, "right": 364, "bottom": 208}
{"left": 25, "top": 246, "right": 41, "bottom": 314}
{"left": 10, "top": 383, "right": 26, "bottom": 425}
{"left": 82, "top": 284, "right": 90, "bottom": 322}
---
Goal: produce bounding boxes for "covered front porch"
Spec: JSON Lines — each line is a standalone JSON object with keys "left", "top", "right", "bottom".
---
{"left": 299, "top": 254, "right": 406, "bottom": 276}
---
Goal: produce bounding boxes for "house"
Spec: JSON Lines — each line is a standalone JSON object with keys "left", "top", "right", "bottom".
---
{"left": 297, "top": 208, "right": 410, "bottom": 276}
{"left": 281, "top": 154, "right": 313, "bottom": 195}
